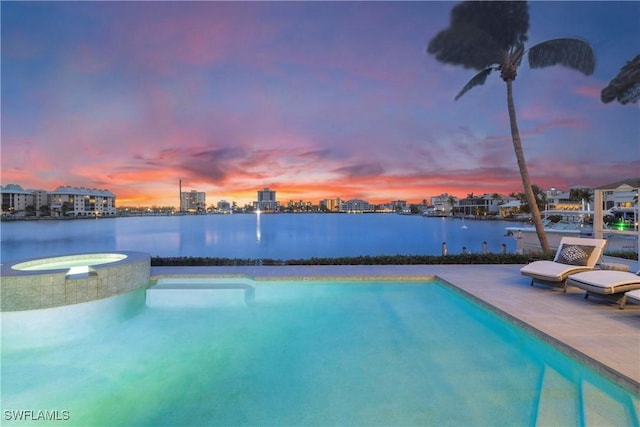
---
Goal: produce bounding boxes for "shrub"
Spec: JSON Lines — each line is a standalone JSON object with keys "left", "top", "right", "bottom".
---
{"left": 150, "top": 252, "right": 555, "bottom": 267}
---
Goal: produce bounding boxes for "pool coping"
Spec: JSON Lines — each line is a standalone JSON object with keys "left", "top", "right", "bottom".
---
{"left": 150, "top": 264, "right": 640, "bottom": 396}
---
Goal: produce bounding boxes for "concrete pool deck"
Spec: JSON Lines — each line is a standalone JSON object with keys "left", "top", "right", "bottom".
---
{"left": 150, "top": 263, "right": 640, "bottom": 394}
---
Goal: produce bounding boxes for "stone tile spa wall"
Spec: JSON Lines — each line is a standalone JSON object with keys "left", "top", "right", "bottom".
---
{"left": 1, "top": 252, "right": 150, "bottom": 311}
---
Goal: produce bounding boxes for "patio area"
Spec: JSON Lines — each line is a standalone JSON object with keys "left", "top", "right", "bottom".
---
{"left": 151, "top": 261, "right": 640, "bottom": 395}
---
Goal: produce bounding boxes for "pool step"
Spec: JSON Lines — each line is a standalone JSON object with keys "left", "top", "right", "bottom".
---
{"left": 146, "top": 278, "right": 255, "bottom": 308}
{"left": 535, "top": 365, "right": 638, "bottom": 426}
{"left": 581, "top": 380, "right": 634, "bottom": 426}
{"left": 534, "top": 365, "right": 578, "bottom": 427}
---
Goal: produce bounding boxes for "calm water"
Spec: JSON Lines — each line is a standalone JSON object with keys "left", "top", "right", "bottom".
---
{"left": 2, "top": 281, "right": 637, "bottom": 426}
{"left": 0, "top": 214, "right": 516, "bottom": 262}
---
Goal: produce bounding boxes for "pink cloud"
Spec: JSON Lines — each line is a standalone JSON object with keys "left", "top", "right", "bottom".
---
{"left": 573, "top": 84, "right": 602, "bottom": 100}
{"left": 103, "top": 3, "right": 279, "bottom": 74}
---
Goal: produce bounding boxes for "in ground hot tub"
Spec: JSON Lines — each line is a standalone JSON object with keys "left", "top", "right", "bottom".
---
{"left": 1, "top": 251, "right": 150, "bottom": 311}
{"left": 12, "top": 253, "right": 128, "bottom": 271}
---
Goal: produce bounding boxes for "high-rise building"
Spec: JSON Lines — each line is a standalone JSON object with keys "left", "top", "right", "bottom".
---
{"left": 320, "top": 198, "right": 342, "bottom": 212}
{"left": 217, "top": 200, "right": 231, "bottom": 210}
{"left": 180, "top": 190, "right": 206, "bottom": 212}
{"left": 254, "top": 187, "right": 278, "bottom": 211}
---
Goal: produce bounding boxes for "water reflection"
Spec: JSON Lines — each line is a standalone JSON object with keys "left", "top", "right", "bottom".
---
{"left": 256, "top": 210, "right": 261, "bottom": 242}
{"left": 1, "top": 214, "right": 517, "bottom": 262}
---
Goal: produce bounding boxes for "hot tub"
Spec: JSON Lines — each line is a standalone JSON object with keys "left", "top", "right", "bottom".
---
{"left": 1, "top": 251, "right": 150, "bottom": 311}
{"left": 11, "top": 253, "right": 128, "bottom": 271}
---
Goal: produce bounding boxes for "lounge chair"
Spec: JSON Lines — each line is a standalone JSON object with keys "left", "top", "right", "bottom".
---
{"left": 626, "top": 289, "right": 640, "bottom": 305}
{"left": 566, "top": 269, "right": 640, "bottom": 309}
{"left": 520, "top": 237, "right": 607, "bottom": 292}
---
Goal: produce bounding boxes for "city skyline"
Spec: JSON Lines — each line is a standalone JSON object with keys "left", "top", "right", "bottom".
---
{"left": 2, "top": 1, "right": 639, "bottom": 206}
{"left": 0, "top": 180, "right": 602, "bottom": 211}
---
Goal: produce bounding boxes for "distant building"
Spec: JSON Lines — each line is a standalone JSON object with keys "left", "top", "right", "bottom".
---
{"left": 545, "top": 185, "right": 592, "bottom": 210}
{"left": 48, "top": 186, "right": 117, "bottom": 216}
{"left": 389, "top": 200, "right": 409, "bottom": 212}
{"left": 181, "top": 190, "right": 206, "bottom": 212}
{"left": 254, "top": 188, "right": 278, "bottom": 212}
{"left": 458, "top": 194, "right": 509, "bottom": 216}
{"left": 600, "top": 181, "right": 637, "bottom": 210}
{"left": 430, "top": 193, "right": 455, "bottom": 215}
{"left": 1, "top": 184, "right": 34, "bottom": 215}
{"left": 32, "top": 189, "right": 49, "bottom": 212}
{"left": 499, "top": 200, "right": 523, "bottom": 217}
{"left": 216, "top": 200, "right": 232, "bottom": 213}
{"left": 339, "top": 199, "right": 374, "bottom": 213}
{"left": 320, "top": 198, "right": 342, "bottom": 212}
{"left": 1, "top": 184, "right": 117, "bottom": 217}
{"left": 287, "top": 199, "right": 314, "bottom": 212}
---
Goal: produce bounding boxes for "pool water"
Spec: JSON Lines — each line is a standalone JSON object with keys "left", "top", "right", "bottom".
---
{"left": 1, "top": 280, "right": 638, "bottom": 426}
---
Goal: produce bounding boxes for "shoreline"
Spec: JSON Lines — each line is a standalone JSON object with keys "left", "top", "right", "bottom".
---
{"left": 0, "top": 211, "right": 530, "bottom": 222}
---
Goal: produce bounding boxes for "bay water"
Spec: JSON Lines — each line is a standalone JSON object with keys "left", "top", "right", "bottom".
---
{"left": 0, "top": 214, "right": 517, "bottom": 262}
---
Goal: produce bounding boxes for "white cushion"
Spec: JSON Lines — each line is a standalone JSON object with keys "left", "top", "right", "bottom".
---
{"left": 626, "top": 289, "right": 640, "bottom": 303}
{"left": 567, "top": 270, "right": 640, "bottom": 295}
{"left": 521, "top": 260, "right": 590, "bottom": 281}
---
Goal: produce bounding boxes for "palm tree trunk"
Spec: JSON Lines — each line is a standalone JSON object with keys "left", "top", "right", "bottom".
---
{"left": 505, "top": 81, "right": 551, "bottom": 253}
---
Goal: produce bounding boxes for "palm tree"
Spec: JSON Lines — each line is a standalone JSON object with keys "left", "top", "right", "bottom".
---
{"left": 427, "top": 1, "right": 595, "bottom": 253}
{"left": 601, "top": 54, "right": 640, "bottom": 105}
{"left": 61, "top": 201, "right": 73, "bottom": 216}
{"left": 569, "top": 187, "right": 593, "bottom": 208}
{"left": 447, "top": 195, "right": 457, "bottom": 215}
{"left": 517, "top": 184, "right": 547, "bottom": 214}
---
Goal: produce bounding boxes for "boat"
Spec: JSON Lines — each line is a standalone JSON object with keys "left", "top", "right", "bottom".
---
{"left": 602, "top": 207, "right": 639, "bottom": 253}
{"left": 422, "top": 209, "right": 447, "bottom": 217}
{"left": 604, "top": 207, "right": 637, "bottom": 231}
{"left": 506, "top": 208, "right": 638, "bottom": 253}
{"left": 506, "top": 209, "right": 594, "bottom": 252}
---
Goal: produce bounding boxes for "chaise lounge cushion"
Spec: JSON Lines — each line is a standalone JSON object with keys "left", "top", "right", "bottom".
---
{"left": 566, "top": 270, "right": 640, "bottom": 295}
{"left": 521, "top": 261, "right": 593, "bottom": 284}
{"left": 626, "top": 289, "right": 640, "bottom": 304}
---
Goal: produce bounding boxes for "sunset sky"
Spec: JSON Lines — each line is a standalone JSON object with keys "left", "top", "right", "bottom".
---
{"left": 2, "top": 1, "right": 639, "bottom": 207}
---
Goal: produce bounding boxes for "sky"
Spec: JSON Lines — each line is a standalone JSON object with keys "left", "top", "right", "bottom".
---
{"left": 2, "top": 1, "right": 639, "bottom": 207}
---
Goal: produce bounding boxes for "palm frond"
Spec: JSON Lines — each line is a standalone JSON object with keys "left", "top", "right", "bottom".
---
{"left": 528, "top": 38, "right": 595, "bottom": 75}
{"left": 455, "top": 68, "right": 494, "bottom": 100}
{"left": 601, "top": 54, "right": 640, "bottom": 105}
{"left": 511, "top": 42, "right": 525, "bottom": 67}
{"left": 428, "top": 24, "right": 504, "bottom": 70}
{"left": 449, "top": 1, "right": 529, "bottom": 51}
{"left": 427, "top": 1, "right": 529, "bottom": 71}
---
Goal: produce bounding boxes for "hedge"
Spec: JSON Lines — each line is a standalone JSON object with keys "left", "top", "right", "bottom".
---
{"left": 150, "top": 252, "right": 558, "bottom": 267}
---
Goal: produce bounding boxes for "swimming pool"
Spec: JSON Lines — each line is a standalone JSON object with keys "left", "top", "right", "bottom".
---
{"left": 1, "top": 279, "right": 638, "bottom": 426}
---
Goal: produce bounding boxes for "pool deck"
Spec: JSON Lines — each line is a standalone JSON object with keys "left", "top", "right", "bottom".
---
{"left": 150, "top": 262, "right": 640, "bottom": 394}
